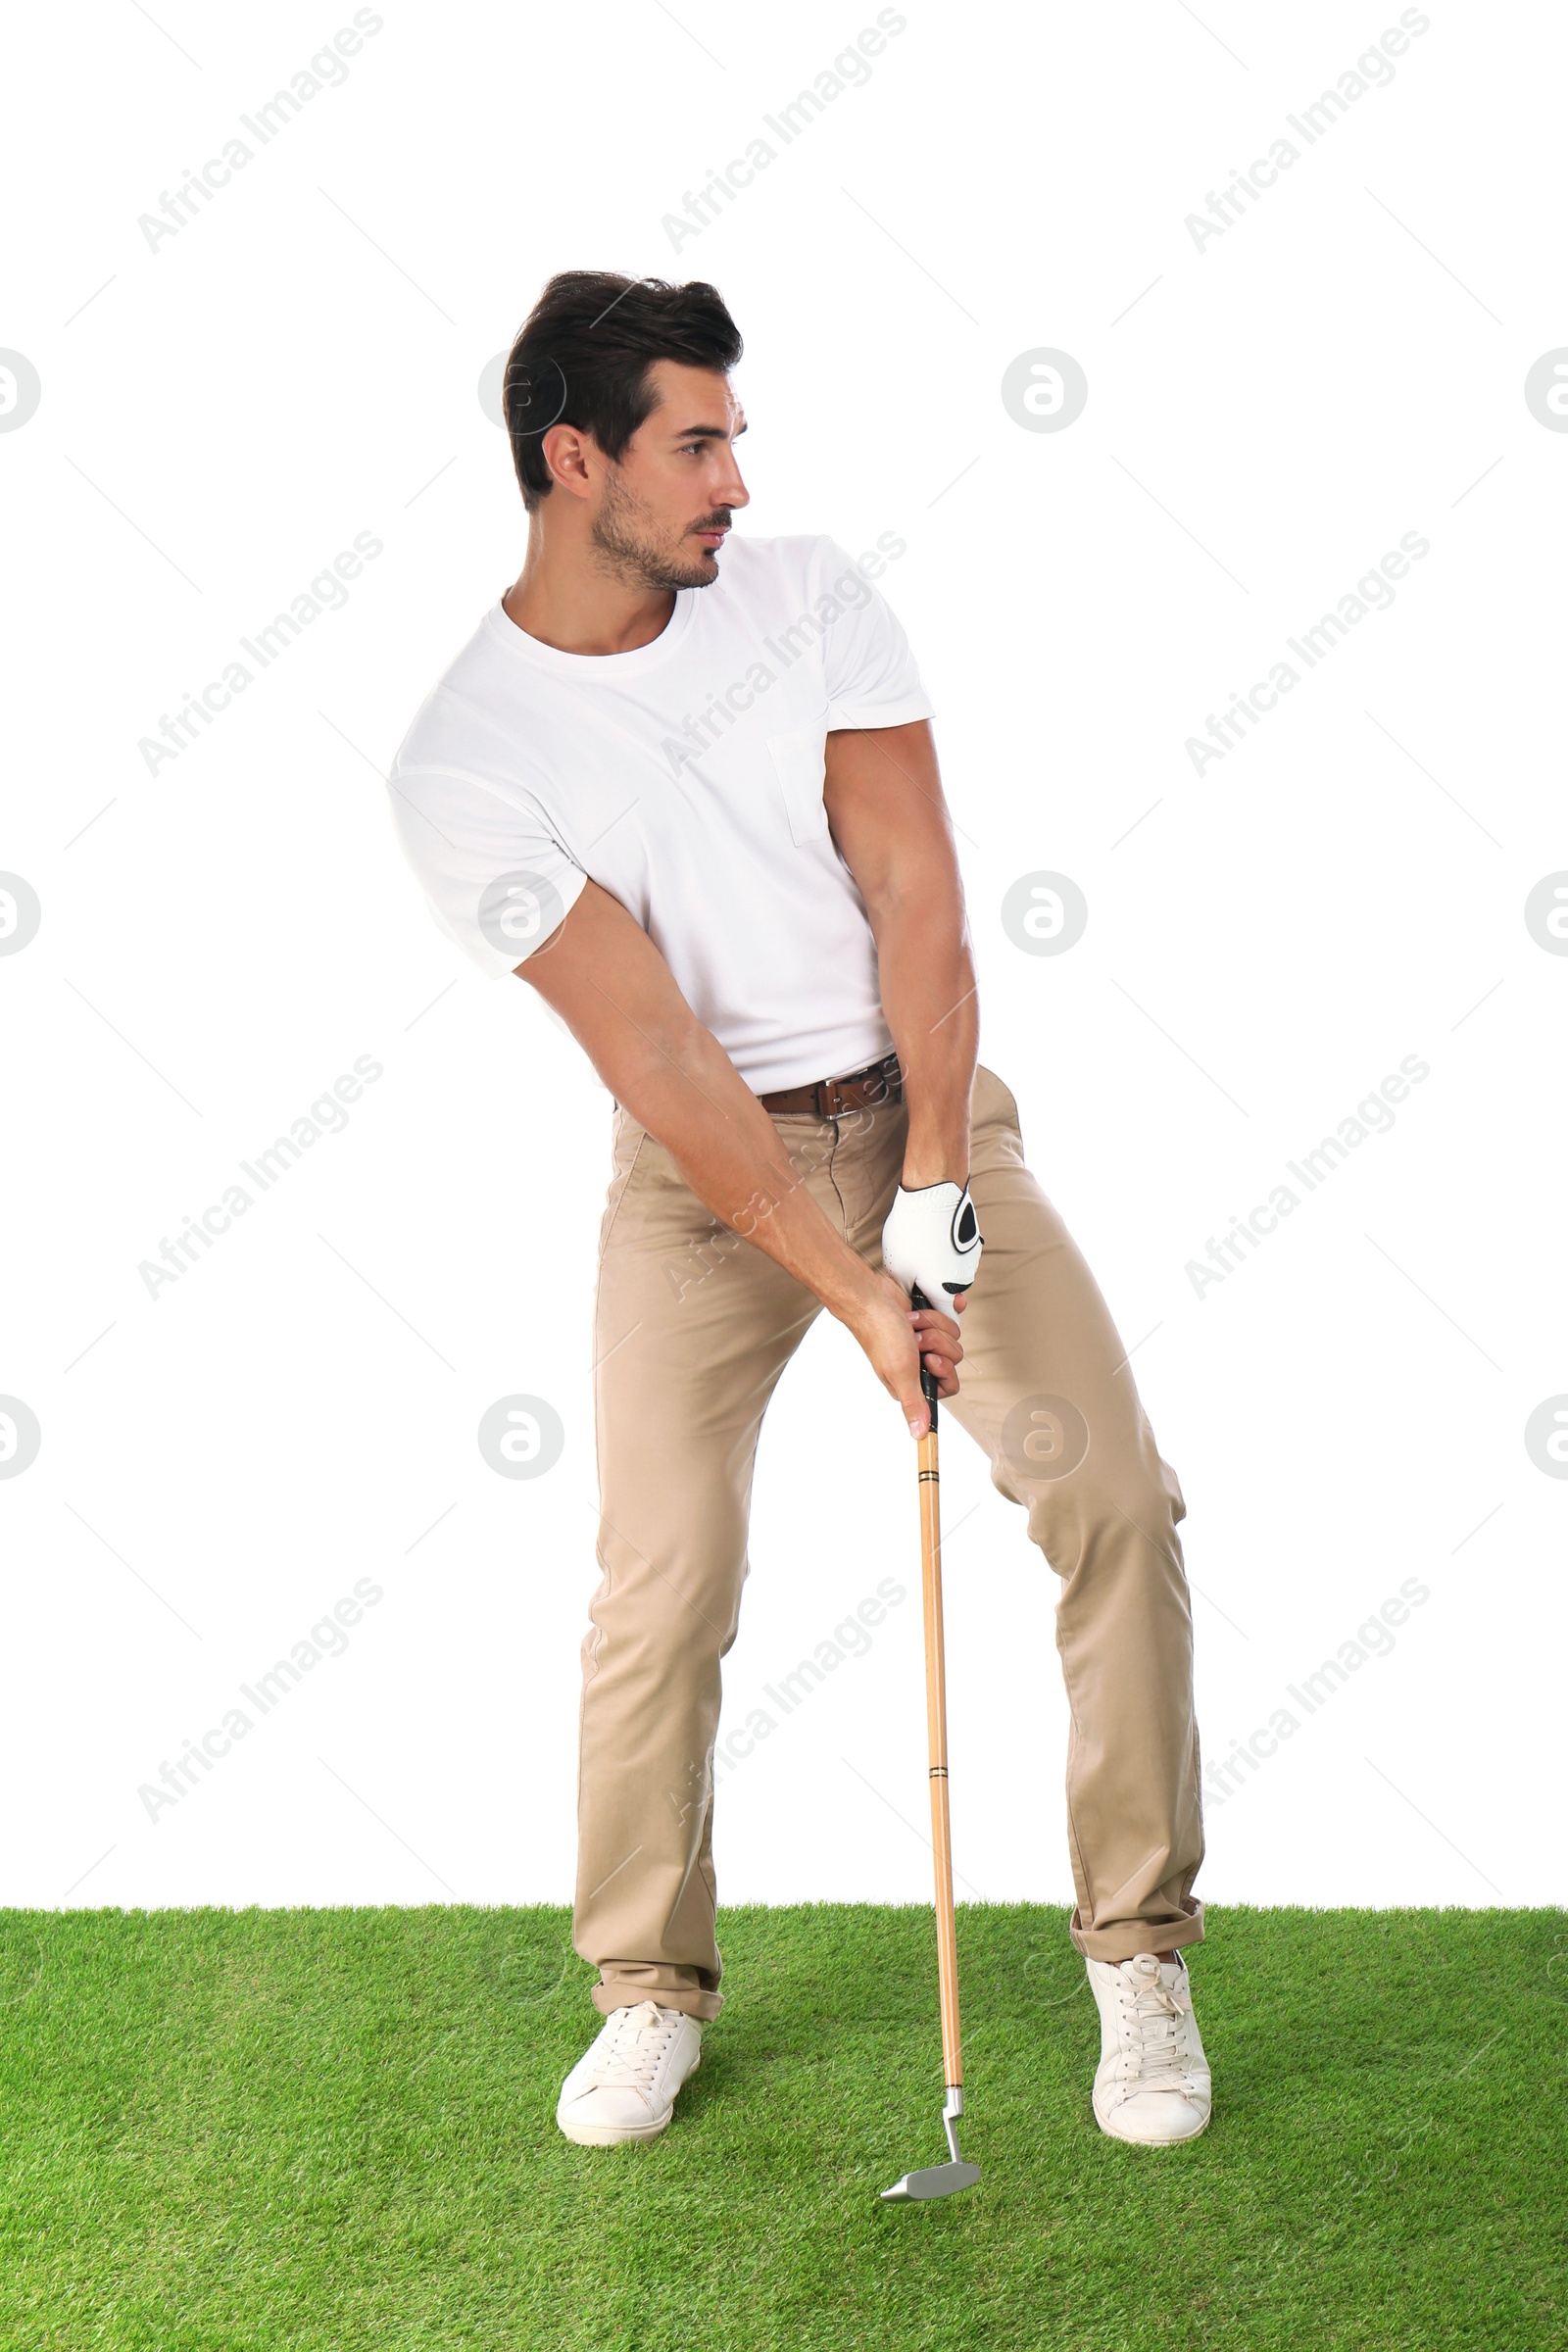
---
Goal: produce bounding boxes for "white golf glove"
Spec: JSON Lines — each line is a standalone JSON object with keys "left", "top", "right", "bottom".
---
{"left": 880, "top": 1180, "right": 984, "bottom": 1319}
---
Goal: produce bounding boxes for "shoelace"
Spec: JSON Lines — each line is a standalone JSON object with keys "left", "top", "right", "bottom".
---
{"left": 587, "top": 1999, "right": 679, "bottom": 2091}
{"left": 1114, "top": 1962, "right": 1195, "bottom": 2093}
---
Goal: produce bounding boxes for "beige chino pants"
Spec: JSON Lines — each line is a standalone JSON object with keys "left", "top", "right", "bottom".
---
{"left": 577, "top": 1062, "right": 1204, "bottom": 2018}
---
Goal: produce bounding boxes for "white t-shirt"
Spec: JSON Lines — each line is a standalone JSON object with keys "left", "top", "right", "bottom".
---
{"left": 384, "top": 532, "right": 935, "bottom": 1094}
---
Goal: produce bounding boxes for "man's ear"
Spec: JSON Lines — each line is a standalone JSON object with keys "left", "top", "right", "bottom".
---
{"left": 540, "top": 420, "right": 596, "bottom": 498}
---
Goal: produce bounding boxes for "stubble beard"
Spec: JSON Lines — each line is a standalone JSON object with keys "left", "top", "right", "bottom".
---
{"left": 589, "top": 467, "right": 721, "bottom": 593}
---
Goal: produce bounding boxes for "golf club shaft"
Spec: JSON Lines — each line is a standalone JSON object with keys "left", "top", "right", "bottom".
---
{"left": 911, "top": 1286, "right": 962, "bottom": 2093}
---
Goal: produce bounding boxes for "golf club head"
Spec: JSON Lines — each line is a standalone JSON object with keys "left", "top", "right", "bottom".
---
{"left": 879, "top": 2159, "right": 982, "bottom": 2203}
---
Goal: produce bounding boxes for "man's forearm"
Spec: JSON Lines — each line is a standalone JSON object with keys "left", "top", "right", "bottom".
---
{"left": 612, "top": 1018, "right": 878, "bottom": 1322}
{"left": 869, "top": 891, "right": 979, "bottom": 1187}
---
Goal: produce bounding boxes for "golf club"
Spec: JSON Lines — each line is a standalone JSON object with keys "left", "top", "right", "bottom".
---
{"left": 880, "top": 1283, "right": 981, "bottom": 2205}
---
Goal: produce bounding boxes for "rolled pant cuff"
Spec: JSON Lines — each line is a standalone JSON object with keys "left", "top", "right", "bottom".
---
{"left": 1068, "top": 1895, "right": 1205, "bottom": 1965}
{"left": 593, "top": 1975, "right": 724, "bottom": 2023}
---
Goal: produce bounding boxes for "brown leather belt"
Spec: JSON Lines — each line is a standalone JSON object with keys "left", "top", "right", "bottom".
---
{"left": 759, "top": 1050, "right": 904, "bottom": 1119}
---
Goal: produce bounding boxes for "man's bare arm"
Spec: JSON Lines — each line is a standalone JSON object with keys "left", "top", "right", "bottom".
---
{"left": 823, "top": 717, "right": 978, "bottom": 1185}
{"left": 514, "top": 877, "right": 961, "bottom": 1433}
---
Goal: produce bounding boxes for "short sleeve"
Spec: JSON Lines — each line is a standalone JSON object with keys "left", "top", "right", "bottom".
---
{"left": 812, "top": 536, "right": 936, "bottom": 730}
{"left": 384, "top": 763, "right": 588, "bottom": 979}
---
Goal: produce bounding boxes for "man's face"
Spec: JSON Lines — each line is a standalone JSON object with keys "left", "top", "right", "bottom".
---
{"left": 588, "top": 360, "right": 750, "bottom": 591}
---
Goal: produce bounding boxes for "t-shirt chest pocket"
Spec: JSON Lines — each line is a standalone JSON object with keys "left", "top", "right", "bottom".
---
{"left": 765, "top": 705, "right": 832, "bottom": 846}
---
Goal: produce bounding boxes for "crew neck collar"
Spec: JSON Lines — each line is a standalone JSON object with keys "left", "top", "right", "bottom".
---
{"left": 485, "top": 582, "right": 698, "bottom": 677}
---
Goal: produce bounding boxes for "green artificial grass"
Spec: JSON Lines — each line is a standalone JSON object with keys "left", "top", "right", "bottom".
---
{"left": 0, "top": 1903, "right": 1561, "bottom": 2350}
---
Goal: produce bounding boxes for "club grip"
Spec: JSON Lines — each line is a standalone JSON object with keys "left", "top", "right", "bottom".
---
{"left": 910, "top": 1283, "right": 941, "bottom": 1416}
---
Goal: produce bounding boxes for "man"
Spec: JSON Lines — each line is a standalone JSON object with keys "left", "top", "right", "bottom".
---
{"left": 385, "top": 271, "right": 1210, "bottom": 2153}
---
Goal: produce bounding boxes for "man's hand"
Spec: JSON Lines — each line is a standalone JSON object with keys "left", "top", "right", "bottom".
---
{"left": 880, "top": 1178, "right": 984, "bottom": 1329}
{"left": 839, "top": 1270, "right": 965, "bottom": 1440}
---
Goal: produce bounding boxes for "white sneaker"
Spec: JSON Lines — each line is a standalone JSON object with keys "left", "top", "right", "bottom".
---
{"left": 556, "top": 1999, "right": 704, "bottom": 2147}
{"left": 1085, "top": 1950, "right": 1212, "bottom": 2146}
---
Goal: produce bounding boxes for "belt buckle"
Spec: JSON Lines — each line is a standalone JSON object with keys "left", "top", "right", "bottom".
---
{"left": 815, "top": 1054, "right": 898, "bottom": 1119}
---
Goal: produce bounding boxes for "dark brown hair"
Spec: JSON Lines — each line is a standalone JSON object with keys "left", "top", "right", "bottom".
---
{"left": 503, "top": 271, "right": 744, "bottom": 513}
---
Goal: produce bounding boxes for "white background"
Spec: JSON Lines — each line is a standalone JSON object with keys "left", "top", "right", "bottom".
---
{"left": 4, "top": 0, "right": 1563, "bottom": 1921}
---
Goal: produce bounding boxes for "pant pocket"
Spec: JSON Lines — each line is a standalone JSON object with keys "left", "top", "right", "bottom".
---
{"left": 973, "top": 1063, "right": 1023, "bottom": 1139}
